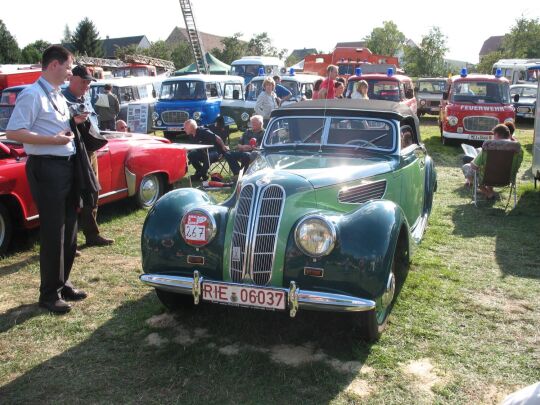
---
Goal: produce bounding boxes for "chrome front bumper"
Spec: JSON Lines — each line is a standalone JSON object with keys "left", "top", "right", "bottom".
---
{"left": 140, "top": 271, "right": 376, "bottom": 317}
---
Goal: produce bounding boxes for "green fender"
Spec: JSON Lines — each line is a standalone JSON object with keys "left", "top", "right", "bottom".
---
{"left": 141, "top": 188, "right": 228, "bottom": 280}
{"left": 283, "top": 200, "right": 409, "bottom": 300}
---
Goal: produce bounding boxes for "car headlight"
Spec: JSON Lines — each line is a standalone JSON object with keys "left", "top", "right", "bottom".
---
{"left": 193, "top": 111, "right": 202, "bottom": 120}
{"left": 294, "top": 215, "right": 336, "bottom": 257}
{"left": 180, "top": 208, "right": 217, "bottom": 247}
{"left": 420, "top": 99, "right": 426, "bottom": 106}
{"left": 152, "top": 112, "right": 159, "bottom": 120}
{"left": 447, "top": 116, "right": 458, "bottom": 126}
{"left": 241, "top": 112, "right": 250, "bottom": 121}
{"left": 156, "top": 120, "right": 162, "bottom": 126}
{"left": 504, "top": 117, "right": 514, "bottom": 123}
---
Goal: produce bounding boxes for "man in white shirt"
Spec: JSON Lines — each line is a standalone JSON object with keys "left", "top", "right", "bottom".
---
{"left": 6, "top": 45, "right": 89, "bottom": 314}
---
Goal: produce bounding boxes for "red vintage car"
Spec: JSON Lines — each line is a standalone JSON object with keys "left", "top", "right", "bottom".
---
{"left": 346, "top": 69, "right": 417, "bottom": 114}
{"left": 0, "top": 131, "right": 187, "bottom": 254}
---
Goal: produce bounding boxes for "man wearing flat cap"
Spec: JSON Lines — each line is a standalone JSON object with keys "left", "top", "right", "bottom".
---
{"left": 63, "top": 65, "right": 114, "bottom": 248}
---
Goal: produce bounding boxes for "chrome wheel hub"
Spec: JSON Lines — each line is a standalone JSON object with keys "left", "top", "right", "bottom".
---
{"left": 140, "top": 176, "right": 159, "bottom": 206}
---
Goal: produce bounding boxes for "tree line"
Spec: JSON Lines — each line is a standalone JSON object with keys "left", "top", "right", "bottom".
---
{"left": 1, "top": 17, "right": 538, "bottom": 76}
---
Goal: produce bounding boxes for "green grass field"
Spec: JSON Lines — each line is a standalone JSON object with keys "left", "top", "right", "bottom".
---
{"left": 0, "top": 117, "right": 538, "bottom": 404}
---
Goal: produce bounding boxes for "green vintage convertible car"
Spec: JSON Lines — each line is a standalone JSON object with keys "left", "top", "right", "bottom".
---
{"left": 140, "top": 99, "right": 437, "bottom": 341}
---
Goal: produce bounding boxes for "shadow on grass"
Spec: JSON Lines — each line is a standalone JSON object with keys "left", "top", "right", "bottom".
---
{"left": 0, "top": 254, "right": 39, "bottom": 278}
{"left": 0, "top": 293, "right": 372, "bottom": 404}
{"left": 0, "top": 303, "right": 42, "bottom": 334}
{"left": 451, "top": 187, "right": 540, "bottom": 279}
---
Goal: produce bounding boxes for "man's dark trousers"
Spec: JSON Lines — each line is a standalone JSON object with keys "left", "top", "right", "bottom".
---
{"left": 26, "top": 156, "right": 78, "bottom": 303}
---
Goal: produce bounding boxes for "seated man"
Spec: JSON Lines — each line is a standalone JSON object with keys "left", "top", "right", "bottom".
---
{"left": 115, "top": 119, "right": 128, "bottom": 132}
{"left": 400, "top": 126, "right": 413, "bottom": 148}
{"left": 462, "top": 124, "right": 523, "bottom": 197}
{"left": 208, "top": 115, "right": 230, "bottom": 144}
{"left": 229, "top": 115, "right": 265, "bottom": 174}
{"left": 184, "top": 119, "right": 236, "bottom": 181}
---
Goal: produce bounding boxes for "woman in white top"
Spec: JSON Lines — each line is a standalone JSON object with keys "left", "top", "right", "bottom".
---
{"left": 255, "top": 76, "right": 279, "bottom": 123}
{"left": 351, "top": 80, "right": 369, "bottom": 100}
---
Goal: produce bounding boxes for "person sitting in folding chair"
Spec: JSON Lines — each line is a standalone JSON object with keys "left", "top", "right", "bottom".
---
{"left": 463, "top": 124, "right": 523, "bottom": 205}
{"left": 184, "top": 119, "right": 236, "bottom": 182}
{"left": 229, "top": 115, "right": 265, "bottom": 176}
{"left": 208, "top": 116, "right": 230, "bottom": 145}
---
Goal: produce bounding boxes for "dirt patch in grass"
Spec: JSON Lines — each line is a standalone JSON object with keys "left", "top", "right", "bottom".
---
{"left": 345, "top": 378, "right": 373, "bottom": 398}
{"left": 145, "top": 332, "right": 168, "bottom": 347}
{"left": 219, "top": 343, "right": 241, "bottom": 356}
{"left": 402, "top": 358, "right": 442, "bottom": 397}
{"left": 146, "top": 313, "right": 178, "bottom": 329}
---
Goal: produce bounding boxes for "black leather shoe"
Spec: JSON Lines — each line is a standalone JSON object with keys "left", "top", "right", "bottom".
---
{"left": 86, "top": 235, "right": 114, "bottom": 246}
{"left": 39, "top": 299, "right": 71, "bottom": 314}
{"left": 62, "top": 288, "right": 88, "bottom": 301}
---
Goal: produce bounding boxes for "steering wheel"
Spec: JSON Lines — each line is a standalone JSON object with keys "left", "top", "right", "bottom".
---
{"left": 345, "top": 139, "right": 377, "bottom": 148}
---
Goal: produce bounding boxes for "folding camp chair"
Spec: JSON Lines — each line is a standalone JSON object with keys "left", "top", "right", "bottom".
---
{"left": 473, "top": 140, "right": 522, "bottom": 209}
{"left": 209, "top": 153, "right": 232, "bottom": 176}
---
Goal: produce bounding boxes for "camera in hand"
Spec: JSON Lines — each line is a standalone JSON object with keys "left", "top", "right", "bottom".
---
{"left": 69, "top": 103, "right": 89, "bottom": 116}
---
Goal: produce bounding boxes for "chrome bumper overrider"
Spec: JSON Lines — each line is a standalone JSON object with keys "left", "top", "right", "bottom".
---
{"left": 140, "top": 271, "right": 376, "bottom": 317}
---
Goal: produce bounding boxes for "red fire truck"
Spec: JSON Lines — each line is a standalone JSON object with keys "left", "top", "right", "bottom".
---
{"left": 0, "top": 66, "right": 41, "bottom": 92}
{"left": 439, "top": 69, "right": 515, "bottom": 145}
{"left": 303, "top": 47, "right": 400, "bottom": 78}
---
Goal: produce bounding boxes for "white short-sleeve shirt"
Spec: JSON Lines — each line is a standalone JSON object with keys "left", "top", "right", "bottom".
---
{"left": 6, "top": 78, "right": 75, "bottom": 156}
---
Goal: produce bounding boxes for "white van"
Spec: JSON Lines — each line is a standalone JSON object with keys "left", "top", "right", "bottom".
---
{"left": 231, "top": 56, "right": 285, "bottom": 85}
{"left": 492, "top": 59, "right": 540, "bottom": 84}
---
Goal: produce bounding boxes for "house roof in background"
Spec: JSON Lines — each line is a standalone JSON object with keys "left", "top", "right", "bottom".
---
{"left": 479, "top": 35, "right": 504, "bottom": 57}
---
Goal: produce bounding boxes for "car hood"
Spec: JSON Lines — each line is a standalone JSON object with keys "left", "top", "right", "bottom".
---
{"left": 246, "top": 152, "right": 396, "bottom": 189}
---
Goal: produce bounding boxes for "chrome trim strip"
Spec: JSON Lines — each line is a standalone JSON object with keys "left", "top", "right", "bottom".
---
{"left": 338, "top": 180, "right": 387, "bottom": 204}
{"left": 26, "top": 214, "right": 40, "bottom": 221}
{"left": 125, "top": 167, "right": 136, "bottom": 196}
{"left": 98, "top": 188, "right": 129, "bottom": 200}
{"left": 140, "top": 274, "right": 376, "bottom": 313}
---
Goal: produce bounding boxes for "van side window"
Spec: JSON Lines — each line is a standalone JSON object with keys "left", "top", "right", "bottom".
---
{"left": 138, "top": 85, "right": 149, "bottom": 99}
{"left": 223, "top": 83, "right": 243, "bottom": 100}
{"left": 206, "top": 83, "right": 220, "bottom": 98}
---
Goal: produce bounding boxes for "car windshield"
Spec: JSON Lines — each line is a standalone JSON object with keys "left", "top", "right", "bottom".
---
{"left": 280, "top": 80, "right": 300, "bottom": 97}
{"left": 232, "top": 64, "right": 262, "bottom": 78}
{"left": 417, "top": 80, "right": 446, "bottom": 94}
{"left": 346, "top": 79, "right": 402, "bottom": 101}
{"left": 264, "top": 116, "right": 395, "bottom": 151}
{"left": 517, "top": 87, "right": 537, "bottom": 97}
{"left": 159, "top": 81, "right": 206, "bottom": 101}
{"left": 451, "top": 81, "right": 510, "bottom": 103}
{"left": 338, "top": 64, "right": 358, "bottom": 76}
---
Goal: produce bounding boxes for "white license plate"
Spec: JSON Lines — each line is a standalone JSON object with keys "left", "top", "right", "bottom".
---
{"left": 167, "top": 127, "right": 183, "bottom": 131}
{"left": 470, "top": 134, "right": 491, "bottom": 141}
{"left": 202, "top": 281, "right": 286, "bottom": 310}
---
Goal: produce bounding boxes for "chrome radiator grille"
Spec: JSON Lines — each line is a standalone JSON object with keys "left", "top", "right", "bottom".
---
{"left": 230, "top": 184, "right": 285, "bottom": 285}
{"left": 162, "top": 110, "right": 189, "bottom": 125}
{"left": 338, "top": 180, "right": 386, "bottom": 204}
{"left": 230, "top": 184, "right": 254, "bottom": 283}
{"left": 463, "top": 116, "right": 499, "bottom": 132}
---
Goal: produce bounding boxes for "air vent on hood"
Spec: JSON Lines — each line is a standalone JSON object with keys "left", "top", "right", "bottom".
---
{"left": 338, "top": 180, "right": 386, "bottom": 204}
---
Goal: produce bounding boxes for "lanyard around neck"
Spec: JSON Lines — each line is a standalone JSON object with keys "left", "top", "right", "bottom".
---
{"left": 37, "top": 79, "right": 67, "bottom": 117}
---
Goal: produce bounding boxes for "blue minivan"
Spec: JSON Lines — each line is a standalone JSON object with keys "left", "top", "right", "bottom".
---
{"left": 152, "top": 74, "right": 244, "bottom": 138}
